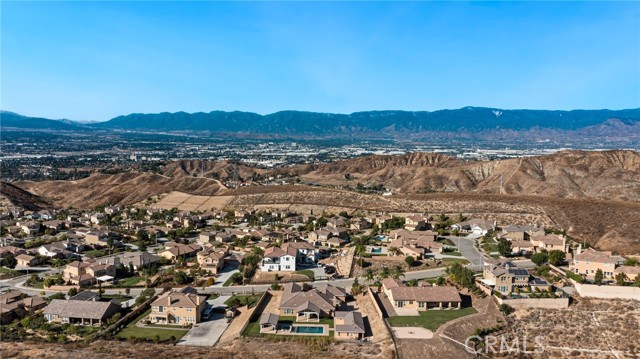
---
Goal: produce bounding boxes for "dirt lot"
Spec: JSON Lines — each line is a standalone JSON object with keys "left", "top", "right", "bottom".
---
{"left": 497, "top": 298, "right": 640, "bottom": 358}
{"left": 251, "top": 270, "right": 310, "bottom": 284}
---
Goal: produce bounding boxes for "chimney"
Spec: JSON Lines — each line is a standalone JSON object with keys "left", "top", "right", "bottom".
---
{"left": 577, "top": 244, "right": 582, "bottom": 255}
{"left": 167, "top": 296, "right": 172, "bottom": 304}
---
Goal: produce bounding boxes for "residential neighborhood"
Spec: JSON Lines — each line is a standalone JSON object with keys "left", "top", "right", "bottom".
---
{"left": 1, "top": 204, "right": 639, "bottom": 358}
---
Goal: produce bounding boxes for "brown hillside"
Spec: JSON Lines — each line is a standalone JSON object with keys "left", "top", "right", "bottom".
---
{"left": 0, "top": 181, "right": 51, "bottom": 211}
{"left": 162, "top": 150, "right": 640, "bottom": 201}
{"left": 16, "top": 172, "right": 225, "bottom": 209}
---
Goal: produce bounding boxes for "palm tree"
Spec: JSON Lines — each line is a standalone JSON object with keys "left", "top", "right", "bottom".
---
{"left": 391, "top": 264, "right": 405, "bottom": 279}
{"left": 379, "top": 266, "right": 391, "bottom": 280}
{"left": 364, "top": 268, "right": 376, "bottom": 285}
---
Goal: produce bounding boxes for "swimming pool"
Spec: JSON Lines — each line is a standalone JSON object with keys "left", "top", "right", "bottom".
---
{"left": 375, "top": 235, "right": 386, "bottom": 241}
{"left": 292, "top": 325, "right": 325, "bottom": 334}
{"left": 371, "top": 247, "right": 383, "bottom": 253}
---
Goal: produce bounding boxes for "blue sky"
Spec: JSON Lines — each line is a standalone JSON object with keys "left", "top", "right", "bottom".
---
{"left": 2, "top": 1, "right": 639, "bottom": 122}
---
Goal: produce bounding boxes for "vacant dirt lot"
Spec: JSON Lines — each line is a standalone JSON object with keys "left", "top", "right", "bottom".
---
{"left": 498, "top": 298, "right": 640, "bottom": 358}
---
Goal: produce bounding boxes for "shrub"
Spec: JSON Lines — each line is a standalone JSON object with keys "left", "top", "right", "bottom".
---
{"left": 499, "top": 304, "right": 515, "bottom": 316}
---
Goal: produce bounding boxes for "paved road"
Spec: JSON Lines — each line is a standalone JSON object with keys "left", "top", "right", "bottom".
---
{"left": 442, "top": 235, "right": 484, "bottom": 270}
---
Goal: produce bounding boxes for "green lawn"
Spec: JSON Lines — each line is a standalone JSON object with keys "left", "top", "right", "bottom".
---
{"left": 84, "top": 249, "right": 107, "bottom": 258}
{"left": 223, "top": 275, "right": 237, "bottom": 287}
{"left": 116, "top": 276, "right": 142, "bottom": 287}
{"left": 444, "top": 251, "right": 463, "bottom": 257}
{"left": 116, "top": 308, "right": 188, "bottom": 342}
{"left": 295, "top": 269, "right": 315, "bottom": 281}
{"left": 441, "top": 258, "right": 470, "bottom": 265}
{"left": 387, "top": 307, "right": 477, "bottom": 331}
{"left": 225, "top": 293, "right": 262, "bottom": 308}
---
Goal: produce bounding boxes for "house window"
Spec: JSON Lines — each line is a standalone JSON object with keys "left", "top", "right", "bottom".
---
{"left": 158, "top": 306, "right": 163, "bottom": 313}
{"left": 284, "top": 309, "right": 293, "bottom": 315}
{"left": 418, "top": 302, "right": 425, "bottom": 308}
{"left": 285, "top": 265, "right": 290, "bottom": 269}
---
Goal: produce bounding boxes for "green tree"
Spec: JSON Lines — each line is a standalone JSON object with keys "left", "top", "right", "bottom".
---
{"left": 391, "top": 264, "right": 405, "bottom": 279}
{"left": 548, "top": 250, "right": 566, "bottom": 266}
{"left": 2, "top": 254, "right": 17, "bottom": 269}
{"left": 623, "top": 258, "right": 639, "bottom": 266}
{"left": 635, "top": 274, "right": 640, "bottom": 287}
{"left": 174, "top": 271, "right": 189, "bottom": 285}
{"left": 404, "top": 255, "right": 415, "bottom": 267}
{"left": 406, "top": 279, "right": 418, "bottom": 287}
{"left": 67, "top": 287, "right": 78, "bottom": 297}
{"left": 436, "top": 276, "right": 446, "bottom": 286}
{"left": 594, "top": 269, "right": 604, "bottom": 285}
{"left": 364, "top": 268, "right": 376, "bottom": 284}
{"left": 531, "top": 252, "right": 548, "bottom": 266}
{"left": 615, "top": 272, "right": 627, "bottom": 286}
{"left": 497, "top": 239, "right": 512, "bottom": 257}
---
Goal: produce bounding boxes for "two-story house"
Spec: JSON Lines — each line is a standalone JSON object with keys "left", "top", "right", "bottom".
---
{"left": 196, "top": 247, "right": 228, "bottom": 274}
{"left": 149, "top": 290, "right": 207, "bottom": 325}
{"left": 261, "top": 246, "right": 297, "bottom": 272}
{"left": 481, "top": 261, "right": 532, "bottom": 295}
{"left": 570, "top": 248, "right": 620, "bottom": 280}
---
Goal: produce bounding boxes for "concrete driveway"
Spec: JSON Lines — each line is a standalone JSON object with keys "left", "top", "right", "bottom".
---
{"left": 178, "top": 295, "right": 231, "bottom": 347}
{"left": 177, "top": 312, "right": 230, "bottom": 347}
{"left": 212, "top": 261, "right": 239, "bottom": 287}
{"left": 442, "top": 235, "right": 484, "bottom": 270}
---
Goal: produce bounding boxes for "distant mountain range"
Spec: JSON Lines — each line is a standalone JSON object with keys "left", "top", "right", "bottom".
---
{"left": 2, "top": 108, "right": 640, "bottom": 137}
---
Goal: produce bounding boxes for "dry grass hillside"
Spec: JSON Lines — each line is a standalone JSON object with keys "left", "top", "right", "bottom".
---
{"left": 162, "top": 150, "right": 640, "bottom": 201}
{"left": 16, "top": 172, "right": 225, "bottom": 209}
{"left": 6, "top": 150, "right": 640, "bottom": 254}
{"left": 0, "top": 181, "right": 52, "bottom": 211}
{"left": 163, "top": 159, "right": 268, "bottom": 179}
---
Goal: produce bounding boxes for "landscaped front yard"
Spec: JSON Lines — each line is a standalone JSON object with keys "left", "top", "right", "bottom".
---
{"left": 225, "top": 293, "right": 262, "bottom": 308}
{"left": 116, "top": 308, "right": 188, "bottom": 342}
{"left": 387, "top": 307, "right": 477, "bottom": 331}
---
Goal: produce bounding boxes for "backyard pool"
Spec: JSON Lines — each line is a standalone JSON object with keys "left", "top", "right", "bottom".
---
{"left": 291, "top": 325, "right": 325, "bottom": 334}
{"left": 375, "top": 235, "right": 387, "bottom": 241}
{"left": 371, "top": 247, "right": 383, "bottom": 253}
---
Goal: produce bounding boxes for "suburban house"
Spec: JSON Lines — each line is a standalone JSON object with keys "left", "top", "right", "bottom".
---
{"left": 350, "top": 218, "right": 372, "bottom": 231}
{"left": 382, "top": 278, "right": 462, "bottom": 310}
{"left": 196, "top": 247, "right": 228, "bottom": 274}
{"left": 480, "top": 260, "right": 551, "bottom": 295}
{"left": 43, "top": 299, "right": 121, "bottom": 326}
{"left": 499, "top": 225, "right": 544, "bottom": 241}
{"left": 37, "top": 243, "right": 74, "bottom": 258}
{"left": 279, "top": 283, "right": 347, "bottom": 321}
{"left": 261, "top": 246, "right": 297, "bottom": 272}
{"left": 570, "top": 248, "right": 622, "bottom": 280}
{"left": 0, "top": 290, "right": 46, "bottom": 324}
{"left": 387, "top": 230, "right": 443, "bottom": 258}
{"left": 614, "top": 265, "right": 640, "bottom": 282}
{"left": 62, "top": 260, "right": 116, "bottom": 286}
{"left": 158, "top": 243, "right": 201, "bottom": 261}
{"left": 509, "top": 234, "right": 567, "bottom": 255}
{"left": 102, "top": 251, "right": 161, "bottom": 271}
{"left": 451, "top": 219, "right": 496, "bottom": 235}
{"left": 197, "top": 231, "right": 216, "bottom": 245}
{"left": 334, "top": 311, "right": 366, "bottom": 340}
{"left": 149, "top": 289, "right": 207, "bottom": 325}
{"left": 530, "top": 234, "right": 567, "bottom": 253}
{"left": 261, "top": 242, "right": 319, "bottom": 272}
{"left": 404, "top": 215, "right": 428, "bottom": 231}
{"left": 15, "top": 253, "right": 39, "bottom": 267}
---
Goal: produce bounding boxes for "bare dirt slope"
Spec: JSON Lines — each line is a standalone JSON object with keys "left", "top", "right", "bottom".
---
{"left": 16, "top": 172, "right": 225, "bottom": 209}
{"left": 163, "top": 150, "right": 640, "bottom": 201}
{"left": 0, "top": 181, "right": 51, "bottom": 210}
